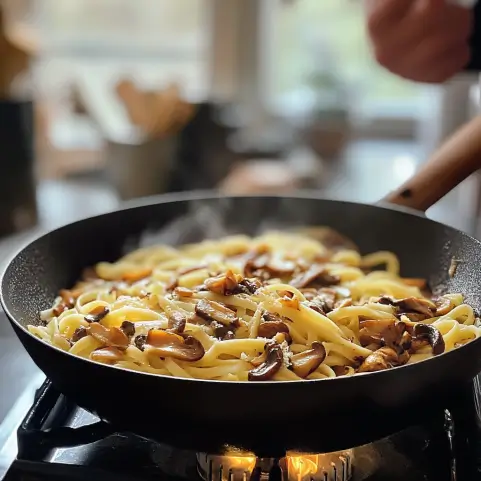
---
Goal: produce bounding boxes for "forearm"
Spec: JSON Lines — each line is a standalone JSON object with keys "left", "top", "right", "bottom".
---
{"left": 466, "top": 2, "right": 481, "bottom": 71}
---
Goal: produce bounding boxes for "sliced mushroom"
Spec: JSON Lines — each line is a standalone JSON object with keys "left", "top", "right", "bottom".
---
{"left": 53, "top": 304, "right": 69, "bottom": 317}
{"left": 243, "top": 247, "right": 271, "bottom": 278}
{"left": 71, "top": 326, "right": 88, "bottom": 343}
{"left": 120, "top": 321, "right": 136, "bottom": 338}
{"left": 134, "top": 334, "right": 147, "bottom": 351}
{"left": 359, "top": 318, "right": 397, "bottom": 335}
{"left": 378, "top": 296, "right": 436, "bottom": 320}
{"left": 290, "top": 342, "right": 326, "bottom": 378}
{"left": 248, "top": 342, "right": 284, "bottom": 381}
{"left": 357, "top": 346, "right": 409, "bottom": 373}
{"left": 413, "top": 323, "right": 445, "bottom": 355}
{"left": 59, "top": 288, "right": 82, "bottom": 307}
{"left": 204, "top": 270, "right": 244, "bottom": 296}
{"left": 262, "top": 311, "right": 283, "bottom": 323}
{"left": 146, "top": 329, "right": 205, "bottom": 361}
{"left": 359, "top": 329, "right": 382, "bottom": 349}
{"left": 167, "top": 312, "right": 187, "bottom": 334}
{"left": 432, "top": 296, "right": 454, "bottom": 316}
{"left": 239, "top": 278, "right": 263, "bottom": 294}
{"left": 87, "top": 323, "right": 129, "bottom": 349}
{"left": 308, "top": 289, "right": 337, "bottom": 315}
{"left": 211, "top": 321, "right": 236, "bottom": 340}
{"left": 243, "top": 246, "right": 296, "bottom": 280}
{"left": 84, "top": 306, "right": 110, "bottom": 323}
{"left": 290, "top": 265, "right": 340, "bottom": 289}
{"left": 195, "top": 299, "right": 239, "bottom": 326}
{"left": 381, "top": 321, "right": 407, "bottom": 351}
{"left": 258, "top": 319, "right": 290, "bottom": 340}
{"left": 90, "top": 346, "right": 125, "bottom": 364}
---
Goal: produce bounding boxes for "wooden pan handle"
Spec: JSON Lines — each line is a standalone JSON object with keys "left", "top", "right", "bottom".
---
{"left": 384, "top": 115, "right": 481, "bottom": 212}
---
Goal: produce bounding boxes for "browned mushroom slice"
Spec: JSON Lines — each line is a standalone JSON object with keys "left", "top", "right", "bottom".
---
{"left": 432, "top": 296, "right": 454, "bottom": 316}
{"left": 413, "top": 324, "right": 445, "bottom": 355}
{"left": 134, "top": 334, "right": 147, "bottom": 351}
{"left": 258, "top": 319, "right": 290, "bottom": 340}
{"left": 248, "top": 342, "right": 284, "bottom": 381}
{"left": 71, "top": 326, "right": 88, "bottom": 343}
{"left": 290, "top": 265, "right": 340, "bottom": 289}
{"left": 120, "top": 321, "right": 136, "bottom": 337}
{"left": 243, "top": 245, "right": 296, "bottom": 280}
{"left": 266, "top": 259, "right": 296, "bottom": 277}
{"left": 146, "top": 329, "right": 205, "bottom": 361}
{"left": 167, "top": 312, "right": 187, "bottom": 334}
{"left": 359, "top": 328, "right": 382, "bottom": 348}
{"left": 243, "top": 246, "right": 271, "bottom": 277}
{"left": 59, "top": 288, "right": 83, "bottom": 308}
{"left": 204, "top": 270, "right": 244, "bottom": 296}
{"left": 85, "top": 306, "right": 110, "bottom": 323}
{"left": 379, "top": 296, "right": 435, "bottom": 319}
{"left": 87, "top": 323, "right": 129, "bottom": 349}
{"left": 195, "top": 299, "right": 239, "bottom": 326}
{"left": 211, "top": 321, "right": 236, "bottom": 340}
{"left": 308, "top": 289, "right": 337, "bottom": 315}
{"left": 262, "top": 311, "right": 283, "bottom": 323}
{"left": 53, "top": 303, "right": 69, "bottom": 317}
{"left": 359, "top": 318, "right": 397, "bottom": 335}
{"left": 90, "top": 347, "right": 125, "bottom": 364}
{"left": 239, "top": 278, "right": 263, "bottom": 294}
{"left": 357, "top": 346, "right": 409, "bottom": 373}
{"left": 381, "top": 322, "right": 407, "bottom": 351}
{"left": 290, "top": 342, "right": 326, "bottom": 378}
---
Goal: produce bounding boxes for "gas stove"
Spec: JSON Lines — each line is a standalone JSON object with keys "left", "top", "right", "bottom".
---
{"left": 1, "top": 377, "right": 481, "bottom": 481}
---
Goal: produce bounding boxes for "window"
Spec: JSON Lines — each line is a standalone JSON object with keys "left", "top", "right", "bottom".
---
{"left": 270, "top": 0, "right": 430, "bottom": 132}
{"left": 8, "top": 0, "right": 208, "bottom": 56}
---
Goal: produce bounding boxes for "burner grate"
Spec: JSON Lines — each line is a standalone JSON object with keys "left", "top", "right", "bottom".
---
{"left": 196, "top": 451, "right": 352, "bottom": 481}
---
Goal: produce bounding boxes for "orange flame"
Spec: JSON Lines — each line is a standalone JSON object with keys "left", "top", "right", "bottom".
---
{"left": 221, "top": 454, "right": 257, "bottom": 476}
{"left": 287, "top": 454, "right": 319, "bottom": 480}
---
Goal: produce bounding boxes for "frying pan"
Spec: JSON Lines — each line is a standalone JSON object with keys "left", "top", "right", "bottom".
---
{"left": 3, "top": 122, "right": 481, "bottom": 457}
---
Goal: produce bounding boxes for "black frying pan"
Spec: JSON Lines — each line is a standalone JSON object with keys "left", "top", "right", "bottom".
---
{"left": 3, "top": 125, "right": 481, "bottom": 457}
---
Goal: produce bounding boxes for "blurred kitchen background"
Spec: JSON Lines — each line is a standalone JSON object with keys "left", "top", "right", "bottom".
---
{"left": 1, "top": 0, "right": 481, "bottom": 245}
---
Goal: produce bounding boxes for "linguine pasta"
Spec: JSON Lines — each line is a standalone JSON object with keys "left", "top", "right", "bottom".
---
{"left": 29, "top": 231, "right": 481, "bottom": 382}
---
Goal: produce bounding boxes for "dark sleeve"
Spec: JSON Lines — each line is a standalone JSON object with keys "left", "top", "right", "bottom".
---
{"left": 466, "top": 2, "right": 481, "bottom": 71}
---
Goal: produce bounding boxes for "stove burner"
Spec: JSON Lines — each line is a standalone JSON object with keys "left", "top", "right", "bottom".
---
{"left": 196, "top": 449, "right": 353, "bottom": 481}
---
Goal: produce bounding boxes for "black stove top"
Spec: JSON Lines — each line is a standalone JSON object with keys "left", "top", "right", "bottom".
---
{"left": 1, "top": 378, "right": 481, "bottom": 481}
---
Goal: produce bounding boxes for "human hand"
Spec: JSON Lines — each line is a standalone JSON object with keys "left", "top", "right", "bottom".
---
{"left": 365, "top": 0, "right": 473, "bottom": 83}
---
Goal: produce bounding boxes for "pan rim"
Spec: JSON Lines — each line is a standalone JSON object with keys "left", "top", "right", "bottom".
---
{"left": 2, "top": 189, "right": 481, "bottom": 386}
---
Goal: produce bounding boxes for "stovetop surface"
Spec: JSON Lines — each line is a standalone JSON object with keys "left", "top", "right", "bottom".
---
{"left": 1, "top": 377, "right": 481, "bottom": 481}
